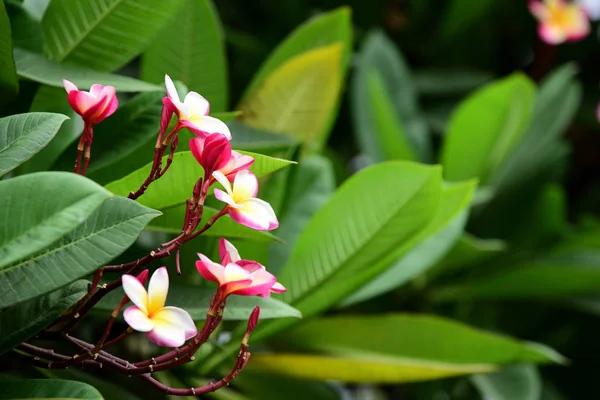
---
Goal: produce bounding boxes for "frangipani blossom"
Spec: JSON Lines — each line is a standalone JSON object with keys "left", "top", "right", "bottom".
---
{"left": 190, "top": 134, "right": 231, "bottom": 175}
{"left": 529, "top": 0, "right": 590, "bottom": 44}
{"left": 63, "top": 80, "right": 118, "bottom": 125}
{"left": 220, "top": 151, "right": 254, "bottom": 182}
{"left": 213, "top": 170, "right": 278, "bottom": 231}
{"left": 196, "top": 239, "right": 286, "bottom": 298}
{"left": 122, "top": 267, "right": 196, "bottom": 347}
{"left": 164, "top": 75, "right": 231, "bottom": 140}
{"left": 218, "top": 238, "right": 286, "bottom": 294}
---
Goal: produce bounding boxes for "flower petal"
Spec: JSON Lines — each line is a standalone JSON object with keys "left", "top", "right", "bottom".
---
{"left": 270, "top": 282, "right": 287, "bottom": 293}
{"left": 538, "top": 23, "right": 568, "bottom": 44}
{"left": 224, "top": 263, "right": 252, "bottom": 282}
{"left": 230, "top": 197, "right": 279, "bottom": 231}
{"left": 189, "top": 137, "right": 204, "bottom": 165}
{"left": 63, "top": 79, "right": 78, "bottom": 93}
{"left": 219, "top": 238, "right": 241, "bottom": 263}
{"left": 165, "top": 74, "right": 180, "bottom": 103}
{"left": 147, "top": 321, "right": 185, "bottom": 348}
{"left": 187, "top": 116, "right": 232, "bottom": 139}
{"left": 147, "top": 267, "right": 169, "bottom": 315}
{"left": 183, "top": 91, "right": 210, "bottom": 117}
{"left": 214, "top": 188, "right": 238, "bottom": 207}
{"left": 152, "top": 306, "right": 197, "bottom": 340}
{"left": 220, "top": 279, "right": 254, "bottom": 297}
{"left": 123, "top": 306, "right": 154, "bottom": 332}
{"left": 196, "top": 254, "right": 226, "bottom": 284}
{"left": 529, "top": 0, "right": 548, "bottom": 20}
{"left": 122, "top": 275, "right": 148, "bottom": 313}
{"left": 232, "top": 170, "right": 259, "bottom": 201}
{"left": 67, "top": 90, "right": 98, "bottom": 115}
{"left": 213, "top": 170, "right": 233, "bottom": 195}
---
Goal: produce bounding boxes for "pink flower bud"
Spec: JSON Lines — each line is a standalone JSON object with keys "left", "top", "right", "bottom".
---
{"left": 63, "top": 80, "right": 118, "bottom": 126}
{"left": 247, "top": 306, "right": 260, "bottom": 333}
{"left": 190, "top": 134, "right": 232, "bottom": 176}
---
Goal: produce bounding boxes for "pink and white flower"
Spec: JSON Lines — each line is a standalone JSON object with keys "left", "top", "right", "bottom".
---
{"left": 219, "top": 151, "right": 254, "bottom": 182}
{"left": 213, "top": 170, "right": 279, "bottom": 231}
{"left": 164, "top": 75, "right": 231, "bottom": 139}
{"left": 190, "top": 134, "right": 232, "bottom": 176}
{"left": 63, "top": 80, "right": 118, "bottom": 125}
{"left": 529, "top": 0, "right": 590, "bottom": 44}
{"left": 121, "top": 267, "right": 197, "bottom": 348}
{"left": 196, "top": 239, "right": 286, "bottom": 298}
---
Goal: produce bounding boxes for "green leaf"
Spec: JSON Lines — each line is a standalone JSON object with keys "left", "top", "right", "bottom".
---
{"left": 228, "top": 121, "right": 298, "bottom": 153}
{"left": 441, "top": 0, "right": 495, "bottom": 37}
{"left": 242, "top": 7, "right": 352, "bottom": 100}
{"left": 0, "top": 191, "right": 160, "bottom": 308}
{"left": 41, "top": 0, "right": 185, "bottom": 71}
{"left": 238, "top": 44, "right": 343, "bottom": 151}
{"left": 0, "top": 280, "right": 88, "bottom": 355}
{"left": 351, "top": 30, "right": 430, "bottom": 162}
{"left": 269, "top": 155, "right": 336, "bottom": 275}
{"left": 0, "top": 172, "right": 111, "bottom": 276}
{"left": 414, "top": 69, "right": 493, "bottom": 97}
{"left": 0, "top": 112, "right": 69, "bottom": 176}
{"left": 340, "top": 180, "right": 476, "bottom": 306}
{"left": 280, "top": 315, "right": 564, "bottom": 365}
{"left": 247, "top": 353, "right": 496, "bottom": 384}
{"left": 148, "top": 205, "right": 278, "bottom": 243}
{"left": 5, "top": 1, "right": 44, "bottom": 53}
{"left": 0, "top": 2, "right": 18, "bottom": 101}
{"left": 233, "top": 370, "right": 340, "bottom": 400}
{"left": 0, "top": 379, "right": 102, "bottom": 399}
{"left": 141, "top": 0, "right": 228, "bottom": 112}
{"left": 24, "top": 86, "right": 84, "bottom": 173}
{"left": 441, "top": 73, "right": 536, "bottom": 183}
{"left": 22, "top": 0, "right": 51, "bottom": 21}
{"left": 14, "top": 48, "right": 162, "bottom": 91}
{"left": 105, "top": 151, "right": 295, "bottom": 211}
{"left": 96, "top": 283, "right": 301, "bottom": 321}
{"left": 471, "top": 365, "right": 541, "bottom": 400}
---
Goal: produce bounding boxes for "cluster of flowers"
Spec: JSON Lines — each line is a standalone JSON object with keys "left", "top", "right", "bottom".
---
{"left": 63, "top": 75, "right": 285, "bottom": 348}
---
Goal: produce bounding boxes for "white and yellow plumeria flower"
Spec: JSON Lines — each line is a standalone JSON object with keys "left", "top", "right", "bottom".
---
{"left": 122, "top": 267, "right": 196, "bottom": 347}
{"left": 213, "top": 170, "right": 279, "bottom": 231}
{"left": 164, "top": 74, "right": 231, "bottom": 139}
{"left": 529, "top": 0, "right": 590, "bottom": 44}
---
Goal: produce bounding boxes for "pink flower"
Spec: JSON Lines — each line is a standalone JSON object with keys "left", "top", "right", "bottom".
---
{"left": 62, "top": 80, "right": 118, "bottom": 125}
{"left": 190, "top": 134, "right": 232, "bottom": 176}
{"left": 196, "top": 239, "right": 286, "bottom": 298}
{"left": 121, "top": 267, "right": 197, "bottom": 348}
{"left": 164, "top": 75, "right": 231, "bottom": 139}
{"left": 213, "top": 170, "right": 279, "bottom": 231}
{"left": 219, "top": 151, "right": 254, "bottom": 182}
{"left": 529, "top": 0, "right": 590, "bottom": 44}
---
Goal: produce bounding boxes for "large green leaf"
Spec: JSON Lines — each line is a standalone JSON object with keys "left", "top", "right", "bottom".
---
{"left": 0, "top": 2, "right": 18, "bottom": 100}
{"left": 238, "top": 44, "right": 343, "bottom": 151}
{"left": 0, "top": 112, "right": 68, "bottom": 176}
{"left": 0, "top": 191, "right": 160, "bottom": 309}
{"left": 141, "top": 0, "right": 228, "bottom": 112}
{"left": 5, "top": 1, "right": 44, "bottom": 53}
{"left": 280, "top": 315, "right": 564, "bottom": 365}
{"left": 41, "top": 0, "right": 185, "bottom": 71}
{"left": 242, "top": 7, "right": 351, "bottom": 100}
{"left": 233, "top": 370, "right": 340, "bottom": 400}
{"left": 96, "top": 283, "right": 300, "bottom": 321}
{"left": 247, "top": 353, "right": 495, "bottom": 384}
{"left": 269, "top": 155, "right": 336, "bottom": 275}
{"left": 0, "top": 379, "right": 102, "bottom": 399}
{"left": 14, "top": 48, "right": 162, "bottom": 91}
{"left": 23, "top": 86, "right": 83, "bottom": 173}
{"left": 340, "top": 180, "right": 476, "bottom": 306}
{"left": 228, "top": 121, "right": 298, "bottom": 153}
{"left": 351, "top": 30, "right": 430, "bottom": 162}
{"left": 414, "top": 69, "right": 493, "bottom": 97}
{"left": 0, "top": 172, "right": 111, "bottom": 275}
{"left": 105, "top": 151, "right": 295, "bottom": 210}
{"left": 0, "top": 280, "right": 88, "bottom": 355}
{"left": 471, "top": 365, "right": 541, "bottom": 400}
{"left": 441, "top": 73, "right": 536, "bottom": 183}
{"left": 22, "top": 0, "right": 51, "bottom": 21}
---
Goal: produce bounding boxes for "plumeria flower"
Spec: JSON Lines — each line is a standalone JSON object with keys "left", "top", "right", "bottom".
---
{"left": 196, "top": 239, "right": 286, "bottom": 299}
{"left": 122, "top": 267, "right": 197, "bottom": 347}
{"left": 164, "top": 75, "right": 231, "bottom": 140}
{"left": 213, "top": 170, "right": 279, "bottom": 231}
{"left": 219, "top": 151, "right": 255, "bottom": 182}
{"left": 529, "top": 0, "right": 590, "bottom": 44}
{"left": 218, "top": 238, "right": 287, "bottom": 294}
{"left": 190, "top": 134, "right": 232, "bottom": 176}
{"left": 63, "top": 80, "right": 118, "bottom": 126}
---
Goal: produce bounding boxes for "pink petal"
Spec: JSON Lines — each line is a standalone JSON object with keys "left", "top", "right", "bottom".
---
{"left": 271, "top": 282, "right": 287, "bottom": 293}
{"left": 89, "top": 84, "right": 105, "bottom": 97}
{"left": 219, "top": 239, "right": 241, "bottom": 263}
{"left": 232, "top": 170, "right": 259, "bottom": 200}
{"left": 123, "top": 305, "right": 154, "bottom": 332}
{"left": 62, "top": 79, "right": 78, "bottom": 93}
{"left": 186, "top": 116, "right": 231, "bottom": 139}
{"left": 152, "top": 306, "right": 197, "bottom": 341}
{"left": 200, "top": 133, "right": 232, "bottom": 173}
{"left": 233, "top": 273, "right": 277, "bottom": 297}
{"left": 220, "top": 279, "right": 254, "bottom": 297}
{"left": 122, "top": 275, "right": 148, "bottom": 313}
{"left": 222, "top": 152, "right": 255, "bottom": 182}
{"left": 529, "top": 0, "right": 547, "bottom": 20}
{"left": 230, "top": 198, "right": 279, "bottom": 231}
{"left": 236, "top": 259, "right": 265, "bottom": 273}
{"left": 147, "top": 322, "right": 185, "bottom": 348}
{"left": 538, "top": 23, "right": 567, "bottom": 45}
{"left": 189, "top": 137, "right": 204, "bottom": 165}
{"left": 183, "top": 91, "right": 210, "bottom": 116}
{"left": 147, "top": 267, "right": 169, "bottom": 315}
{"left": 161, "top": 97, "right": 176, "bottom": 134}
{"left": 196, "top": 254, "right": 226, "bottom": 284}
{"left": 67, "top": 90, "right": 98, "bottom": 115}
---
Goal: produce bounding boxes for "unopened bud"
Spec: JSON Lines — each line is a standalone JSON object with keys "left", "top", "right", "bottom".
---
{"left": 247, "top": 306, "right": 260, "bottom": 333}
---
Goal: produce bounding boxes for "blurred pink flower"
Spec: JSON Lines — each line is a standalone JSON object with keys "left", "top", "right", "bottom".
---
{"left": 529, "top": 0, "right": 590, "bottom": 44}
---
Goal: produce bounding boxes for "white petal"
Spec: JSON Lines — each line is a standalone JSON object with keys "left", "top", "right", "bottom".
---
{"left": 164, "top": 74, "right": 180, "bottom": 103}
{"left": 189, "top": 116, "right": 231, "bottom": 139}
{"left": 232, "top": 170, "right": 258, "bottom": 201}
{"left": 183, "top": 92, "right": 210, "bottom": 116}
{"left": 121, "top": 275, "right": 148, "bottom": 313}
{"left": 147, "top": 267, "right": 169, "bottom": 315}
{"left": 123, "top": 306, "right": 154, "bottom": 332}
{"left": 213, "top": 171, "right": 233, "bottom": 195}
{"left": 153, "top": 306, "right": 197, "bottom": 340}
